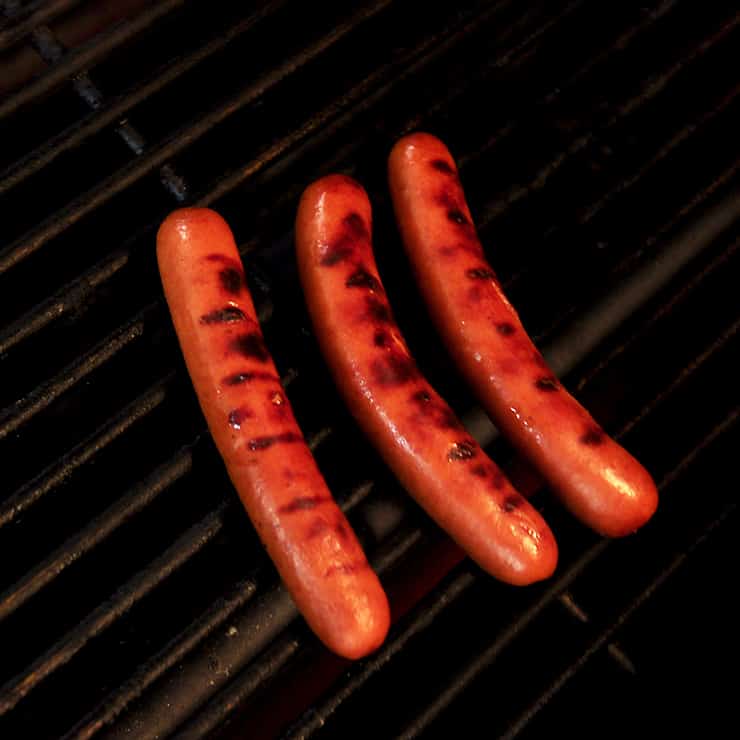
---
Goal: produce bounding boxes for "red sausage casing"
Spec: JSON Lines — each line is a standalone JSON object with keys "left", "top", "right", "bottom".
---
{"left": 296, "top": 177, "right": 557, "bottom": 585}
{"left": 388, "top": 133, "right": 658, "bottom": 537}
{"left": 157, "top": 208, "right": 389, "bottom": 659}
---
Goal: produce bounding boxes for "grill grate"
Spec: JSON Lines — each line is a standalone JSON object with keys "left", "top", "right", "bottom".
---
{"left": 0, "top": 0, "right": 738, "bottom": 737}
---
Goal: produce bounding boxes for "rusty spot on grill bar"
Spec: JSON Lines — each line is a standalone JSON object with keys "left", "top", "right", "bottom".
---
{"left": 371, "top": 352, "right": 418, "bottom": 386}
{"left": 324, "top": 560, "right": 368, "bottom": 578}
{"left": 496, "top": 322, "right": 516, "bottom": 336}
{"left": 279, "top": 496, "right": 331, "bottom": 513}
{"left": 219, "top": 267, "right": 243, "bottom": 294}
{"left": 466, "top": 267, "right": 497, "bottom": 281}
{"left": 228, "top": 406, "right": 253, "bottom": 429}
{"left": 247, "top": 432, "right": 302, "bottom": 451}
{"left": 222, "top": 371, "right": 279, "bottom": 386}
{"left": 231, "top": 333, "right": 269, "bottom": 362}
{"left": 448, "top": 440, "right": 476, "bottom": 461}
{"left": 535, "top": 375, "right": 559, "bottom": 392}
{"left": 200, "top": 306, "right": 246, "bottom": 324}
{"left": 346, "top": 266, "right": 381, "bottom": 291}
{"left": 431, "top": 159, "right": 455, "bottom": 174}
{"left": 581, "top": 425, "right": 606, "bottom": 446}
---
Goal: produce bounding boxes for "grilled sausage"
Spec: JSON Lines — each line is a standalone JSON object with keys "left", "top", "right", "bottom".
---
{"left": 157, "top": 208, "right": 389, "bottom": 659}
{"left": 388, "top": 133, "right": 658, "bottom": 536}
{"left": 295, "top": 177, "right": 557, "bottom": 585}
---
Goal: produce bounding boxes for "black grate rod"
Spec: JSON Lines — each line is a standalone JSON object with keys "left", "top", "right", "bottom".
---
{"left": 0, "top": 376, "right": 173, "bottom": 530}
{"left": 0, "top": 447, "right": 195, "bottom": 625}
{"left": 0, "top": 502, "right": 231, "bottom": 717}
{"left": 0, "top": 0, "right": 291, "bottom": 196}
{"left": 0, "top": 0, "right": 84, "bottom": 51}
{"left": 0, "top": 0, "right": 397, "bottom": 278}
{"left": 0, "top": 0, "right": 189, "bottom": 121}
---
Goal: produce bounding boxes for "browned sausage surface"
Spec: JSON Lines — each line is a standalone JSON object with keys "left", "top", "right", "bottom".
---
{"left": 296, "top": 177, "right": 557, "bottom": 585}
{"left": 158, "top": 208, "right": 389, "bottom": 659}
{"left": 388, "top": 133, "right": 658, "bottom": 536}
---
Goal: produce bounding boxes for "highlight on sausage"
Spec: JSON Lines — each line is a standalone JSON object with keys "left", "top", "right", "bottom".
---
{"left": 388, "top": 133, "right": 658, "bottom": 537}
{"left": 157, "top": 208, "right": 389, "bottom": 659}
{"left": 295, "top": 176, "right": 558, "bottom": 586}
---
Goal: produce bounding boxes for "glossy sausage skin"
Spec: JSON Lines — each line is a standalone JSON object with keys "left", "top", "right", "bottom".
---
{"left": 388, "top": 133, "right": 658, "bottom": 537}
{"left": 157, "top": 208, "right": 389, "bottom": 659}
{"left": 296, "top": 177, "right": 557, "bottom": 585}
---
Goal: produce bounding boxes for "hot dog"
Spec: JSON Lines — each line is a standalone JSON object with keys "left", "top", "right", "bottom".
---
{"left": 295, "top": 177, "right": 557, "bottom": 585}
{"left": 388, "top": 133, "right": 658, "bottom": 537}
{"left": 157, "top": 208, "right": 389, "bottom": 659}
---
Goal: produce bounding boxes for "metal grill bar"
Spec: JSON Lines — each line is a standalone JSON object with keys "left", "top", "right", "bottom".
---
{"left": 197, "top": 0, "right": 540, "bottom": 208}
{"left": 284, "top": 285, "right": 739, "bottom": 740}
{"left": 476, "top": 11, "right": 740, "bottom": 230}
{"left": 0, "top": 311, "right": 149, "bottom": 442}
{"left": 0, "top": 0, "right": 396, "bottom": 277}
{"left": 0, "top": 501, "right": 230, "bottom": 715}
{"left": 0, "top": 0, "right": 83, "bottom": 50}
{"left": 0, "top": 0, "right": 188, "bottom": 120}
{"left": 168, "top": 518, "right": 428, "bottom": 740}
{"left": 396, "top": 411, "right": 736, "bottom": 740}
{"left": 0, "top": 0, "right": 563, "bottom": 353}
{"left": 0, "top": 0, "right": 290, "bottom": 195}
{"left": 0, "top": 446, "right": 194, "bottom": 624}
{"left": 500, "top": 472, "right": 739, "bottom": 737}
{"left": 0, "top": 375, "right": 172, "bottom": 529}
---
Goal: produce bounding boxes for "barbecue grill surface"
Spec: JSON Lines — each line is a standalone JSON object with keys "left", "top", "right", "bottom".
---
{"left": 0, "top": 1, "right": 738, "bottom": 738}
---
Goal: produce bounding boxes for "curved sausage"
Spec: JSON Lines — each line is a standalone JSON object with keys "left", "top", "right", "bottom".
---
{"left": 157, "top": 208, "right": 389, "bottom": 659}
{"left": 295, "top": 177, "right": 557, "bottom": 585}
{"left": 388, "top": 133, "right": 658, "bottom": 537}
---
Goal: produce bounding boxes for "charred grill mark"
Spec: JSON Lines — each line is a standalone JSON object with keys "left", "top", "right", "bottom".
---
{"left": 219, "top": 267, "right": 244, "bottom": 295}
{"left": 496, "top": 322, "right": 516, "bottom": 336}
{"left": 324, "top": 559, "right": 368, "bottom": 578}
{"left": 535, "top": 375, "right": 559, "bottom": 392}
{"left": 346, "top": 266, "right": 381, "bottom": 291}
{"left": 581, "top": 425, "right": 606, "bottom": 446}
{"left": 334, "top": 520, "right": 352, "bottom": 542}
{"left": 320, "top": 236, "right": 354, "bottom": 266}
{"left": 411, "top": 389, "right": 432, "bottom": 404}
{"left": 471, "top": 464, "right": 489, "bottom": 478}
{"left": 247, "top": 432, "right": 302, "bottom": 451}
{"left": 374, "top": 330, "right": 390, "bottom": 347}
{"left": 279, "top": 495, "right": 331, "bottom": 514}
{"left": 448, "top": 440, "right": 477, "bottom": 461}
{"left": 366, "top": 295, "right": 393, "bottom": 324}
{"left": 532, "top": 351, "right": 549, "bottom": 369}
{"left": 371, "top": 351, "right": 418, "bottom": 386}
{"left": 430, "top": 159, "right": 455, "bottom": 175}
{"left": 411, "top": 388, "right": 462, "bottom": 430}
{"left": 448, "top": 208, "right": 469, "bottom": 225}
{"left": 491, "top": 470, "right": 506, "bottom": 489}
{"left": 501, "top": 494, "right": 522, "bottom": 512}
{"left": 343, "top": 212, "right": 369, "bottom": 240}
{"left": 200, "top": 306, "right": 247, "bottom": 324}
{"left": 466, "top": 267, "right": 497, "bottom": 281}
{"left": 231, "top": 332, "right": 270, "bottom": 362}
{"left": 222, "top": 371, "right": 279, "bottom": 386}
{"left": 228, "top": 406, "right": 253, "bottom": 429}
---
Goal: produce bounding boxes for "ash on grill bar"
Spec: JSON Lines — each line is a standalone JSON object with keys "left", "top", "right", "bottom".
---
{"left": 0, "top": 1, "right": 738, "bottom": 738}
